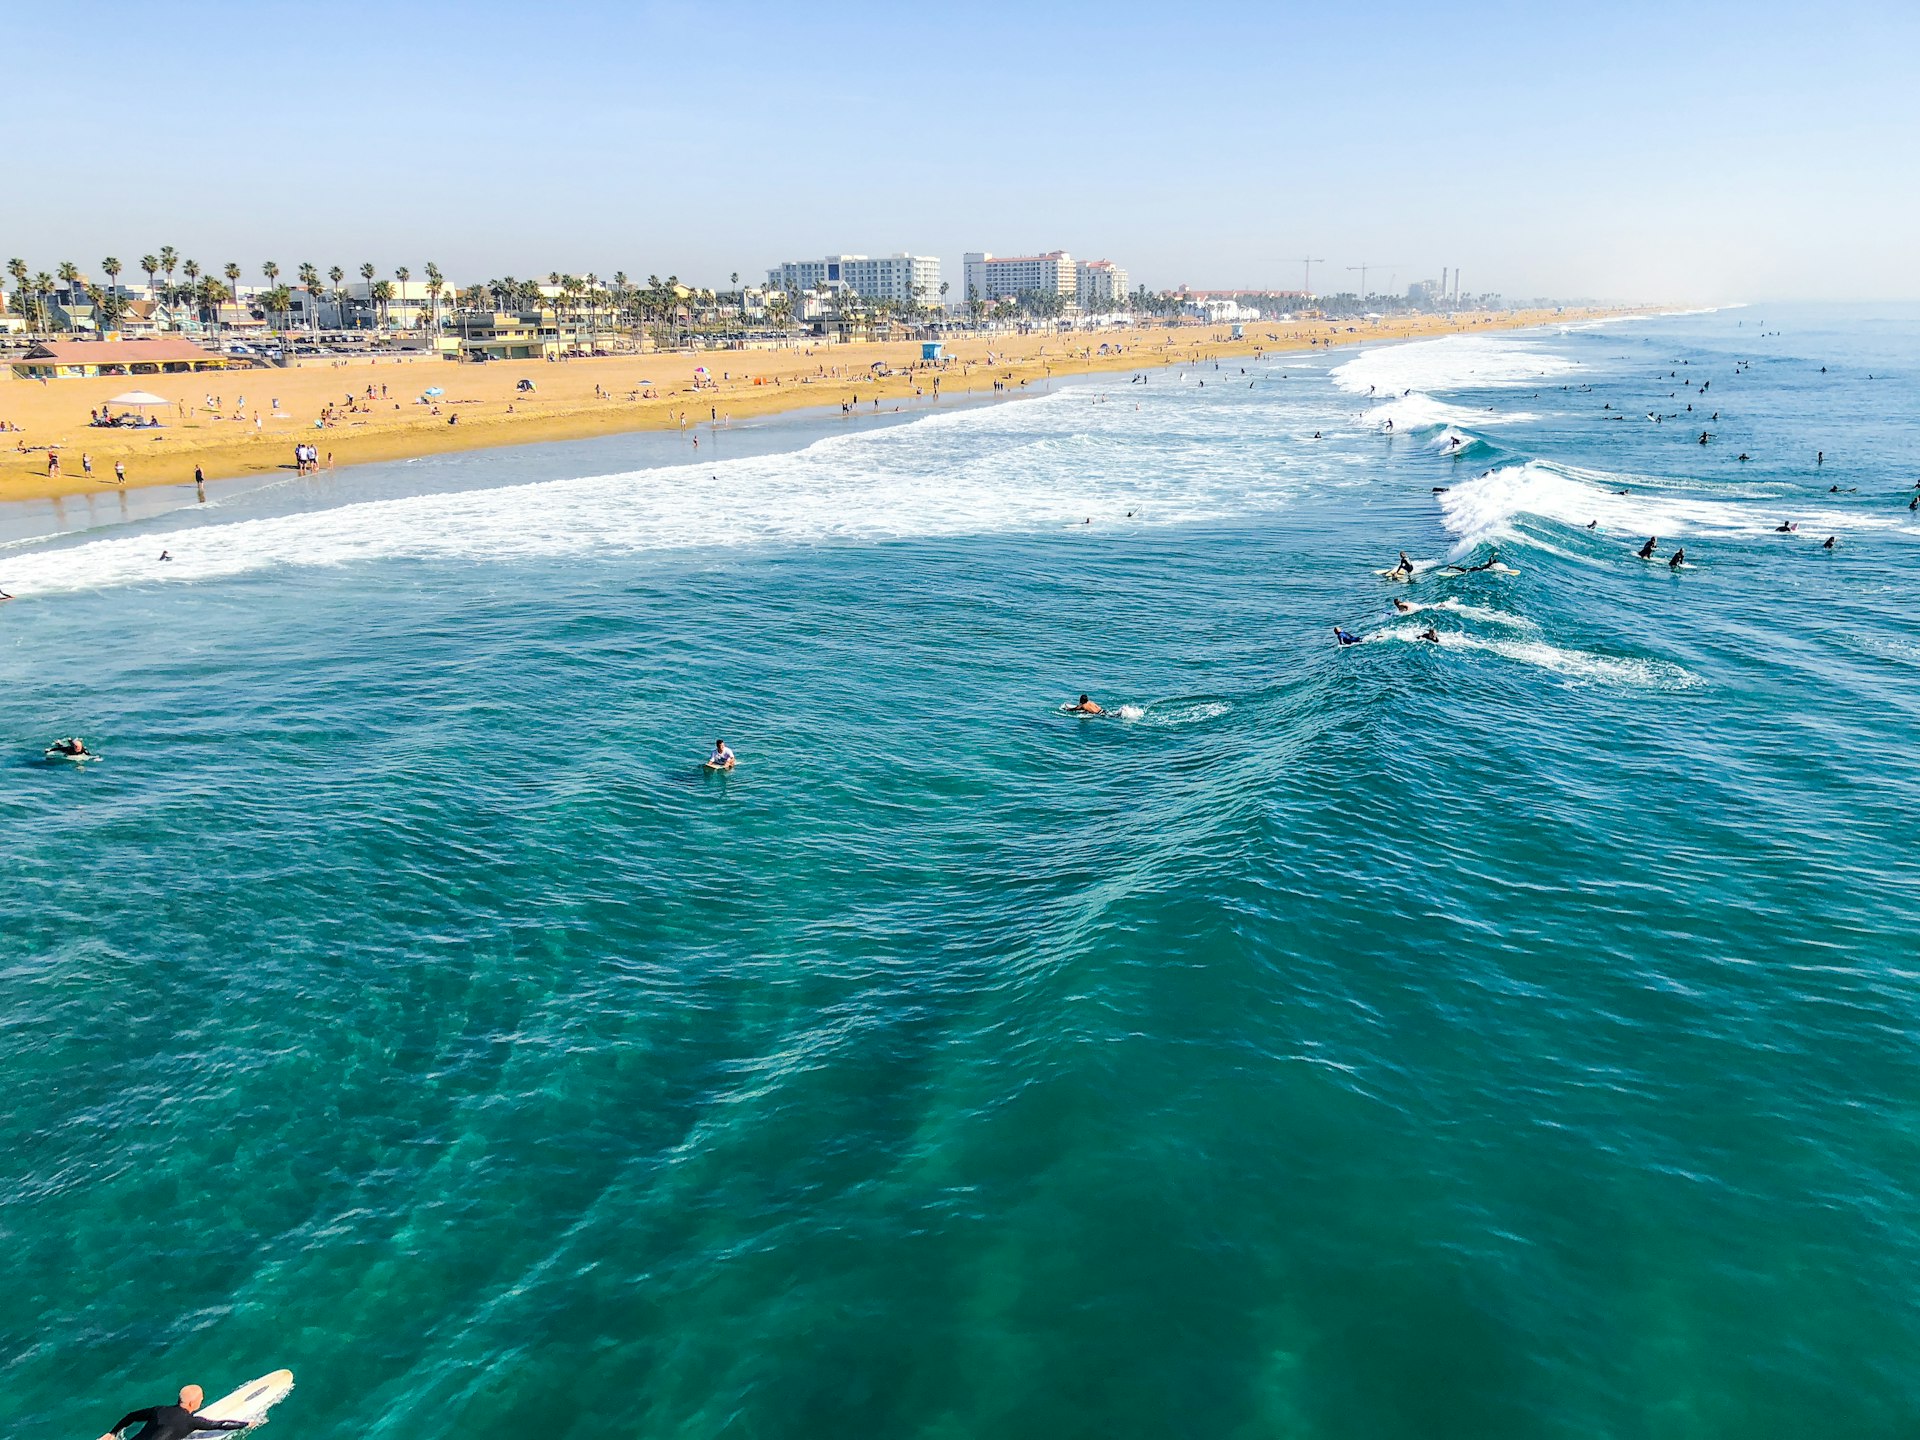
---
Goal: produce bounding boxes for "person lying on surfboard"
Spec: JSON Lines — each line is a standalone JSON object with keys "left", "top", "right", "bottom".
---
{"left": 1068, "top": 694, "right": 1105, "bottom": 714}
{"left": 99, "top": 1384, "right": 250, "bottom": 1440}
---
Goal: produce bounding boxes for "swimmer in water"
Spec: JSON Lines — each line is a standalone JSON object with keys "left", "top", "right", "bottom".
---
{"left": 1417, "top": 628, "right": 1441, "bottom": 644}
{"left": 1775, "top": 521, "right": 1797, "bottom": 533}
{"left": 1333, "top": 627, "right": 1363, "bottom": 646}
{"left": 706, "top": 739, "right": 735, "bottom": 770}
{"left": 1392, "top": 598, "right": 1414, "bottom": 613}
{"left": 1637, "top": 537, "right": 1658, "bottom": 559}
{"left": 1668, "top": 548, "right": 1686, "bottom": 570}
{"left": 1586, "top": 520, "right": 1598, "bottom": 530}
{"left": 1822, "top": 536, "right": 1836, "bottom": 549}
{"left": 158, "top": 550, "right": 172, "bottom": 562}
{"left": 1069, "top": 694, "right": 1105, "bottom": 715}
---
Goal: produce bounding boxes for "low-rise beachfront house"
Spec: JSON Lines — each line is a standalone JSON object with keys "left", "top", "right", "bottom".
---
{"left": 449, "top": 308, "right": 612, "bottom": 361}
{"left": 336, "top": 280, "right": 446, "bottom": 331}
{"left": 7, "top": 338, "right": 228, "bottom": 379}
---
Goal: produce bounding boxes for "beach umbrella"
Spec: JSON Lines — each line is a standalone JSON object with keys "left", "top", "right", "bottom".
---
{"left": 108, "top": 390, "right": 168, "bottom": 407}
{"left": 422, "top": 386, "right": 445, "bottom": 397}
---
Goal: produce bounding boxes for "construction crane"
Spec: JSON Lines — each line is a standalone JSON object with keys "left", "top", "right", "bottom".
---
{"left": 1345, "top": 262, "right": 1403, "bottom": 301}
{"left": 1286, "top": 257, "right": 1326, "bottom": 297}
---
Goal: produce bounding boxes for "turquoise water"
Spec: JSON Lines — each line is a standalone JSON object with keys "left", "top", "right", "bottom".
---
{"left": 6, "top": 307, "right": 1920, "bottom": 1438}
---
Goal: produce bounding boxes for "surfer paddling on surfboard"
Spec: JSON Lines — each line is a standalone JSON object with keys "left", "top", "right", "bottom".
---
{"left": 1068, "top": 694, "right": 1105, "bottom": 714}
{"left": 98, "top": 1384, "right": 250, "bottom": 1440}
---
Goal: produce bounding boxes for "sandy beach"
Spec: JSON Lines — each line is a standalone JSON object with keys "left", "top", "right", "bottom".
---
{"left": 0, "top": 309, "right": 1625, "bottom": 503}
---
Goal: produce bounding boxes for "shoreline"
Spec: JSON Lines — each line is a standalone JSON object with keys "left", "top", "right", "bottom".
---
{"left": 0, "top": 310, "right": 1638, "bottom": 509}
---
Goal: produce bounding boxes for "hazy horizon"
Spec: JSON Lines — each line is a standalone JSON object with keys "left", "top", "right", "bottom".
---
{"left": 10, "top": 0, "right": 1916, "bottom": 305}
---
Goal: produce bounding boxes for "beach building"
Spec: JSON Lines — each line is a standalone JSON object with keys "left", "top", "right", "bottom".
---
{"left": 963, "top": 251, "right": 1077, "bottom": 305}
{"left": 1075, "top": 259, "right": 1129, "bottom": 309}
{"left": 8, "top": 338, "right": 227, "bottom": 379}
{"left": 333, "top": 280, "right": 446, "bottom": 331}
{"left": 765, "top": 254, "right": 941, "bottom": 308}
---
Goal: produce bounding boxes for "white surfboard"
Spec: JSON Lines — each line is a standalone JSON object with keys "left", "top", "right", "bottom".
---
{"left": 189, "top": 1370, "right": 294, "bottom": 1435}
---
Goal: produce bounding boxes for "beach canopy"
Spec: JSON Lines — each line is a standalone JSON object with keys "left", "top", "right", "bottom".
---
{"left": 422, "top": 386, "right": 445, "bottom": 397}
{"left": 108, "top": 390, "right": 168, "bottom": 407}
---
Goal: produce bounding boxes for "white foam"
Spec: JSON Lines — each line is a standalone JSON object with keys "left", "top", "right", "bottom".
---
{"left": 1436, "top": 462, "right": 1907, "bottom": 549}
{"left": 1392, "top": 598, "right": 1537, "bottom": 629}
{"left": 1331, "top": 333, "right": 1581, "bottom": 397}
{"left": 0, "top": 396, "right": 1309, "bottom": 597}
{"left": 1367, "top": 626, "right": 1700, "bottom": 689}
{"left": 1363, "top": 393, "right": 1537, "bottom": 431}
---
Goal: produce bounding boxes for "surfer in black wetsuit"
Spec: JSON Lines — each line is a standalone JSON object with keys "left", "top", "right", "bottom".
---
{"left": 99, "top": 1385, "right": 249, "bottom": 1440}
{"left": 1637, "top": 536, "right": 1658, "bottom": 559}
{"left": 1417, "top": 627, "right": 1441, "bottom": 644}
{"left": 1333, "top": 627, "right": 1363, "bottom": 646}
{"left": 1669, "top": 548, "right": 1686, "bottom": 570}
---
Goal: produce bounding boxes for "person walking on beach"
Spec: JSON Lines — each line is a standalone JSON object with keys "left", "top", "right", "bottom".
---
{"left": 47, "top": 449, "right": 59, "bottom": 477}
{"left": 114, "top": 460, "right": 126, "bottom": 484}
{"left": 96, "top": 1383, "right": 249, "bottom": 1440}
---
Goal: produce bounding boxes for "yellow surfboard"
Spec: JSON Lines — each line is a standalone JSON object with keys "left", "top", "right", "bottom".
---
{"left": 191, "top": 1371, "right": 294, "bottom": 1434}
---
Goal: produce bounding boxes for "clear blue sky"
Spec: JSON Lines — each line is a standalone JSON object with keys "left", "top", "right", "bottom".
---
{"left": 11, "top": 0, "right": 1917, "bottom": 302}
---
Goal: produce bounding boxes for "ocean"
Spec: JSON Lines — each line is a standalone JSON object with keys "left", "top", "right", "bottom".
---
{"left": 5, "top": 305, "right": 1918, "bottom": 1439}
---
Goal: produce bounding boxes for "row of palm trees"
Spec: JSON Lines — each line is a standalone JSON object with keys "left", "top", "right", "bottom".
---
{"left": 4, "top": 250, "right": 451, "bottom": 336}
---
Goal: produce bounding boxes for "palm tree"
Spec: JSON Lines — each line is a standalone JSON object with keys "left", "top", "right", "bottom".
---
{"left": 223, "top": 261, "right": 242, "bottom": 309}
{"left": 371, "top": 279, "right": 394, "bottom": 330}
{"left": 140, "top": 254, "right": 159, "bottom": 298}
{"left": 32, "top": 272, "right": 55, "bottom": 331}
{"left": 100, "top": 258, "right": 123, "bottom": 330}
{"left": 158, "top": 245, "right": 178, "bottom": 301}
{"left": 7, "top": 257, "right": 27, "bottom": 325}
{"left": 358, "top": 262, "right": 375, "bottom": 329}
{"left": 424, "top": 261, "right": 443, "bottom": 334}
{"left": 198, "top": 278, "right": 230, "bottom": 328}
{"left": 298, "top": 263, "right": 321, "bottom": 332}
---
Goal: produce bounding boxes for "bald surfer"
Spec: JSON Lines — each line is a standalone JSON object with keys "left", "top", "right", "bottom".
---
{"left": 99, "top": 1385, "right": 249, "bottom": 1440}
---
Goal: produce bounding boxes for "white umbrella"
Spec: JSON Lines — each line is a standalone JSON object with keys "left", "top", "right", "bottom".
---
{"left": 108, "top": 391, "right": 168, "bottom": 407}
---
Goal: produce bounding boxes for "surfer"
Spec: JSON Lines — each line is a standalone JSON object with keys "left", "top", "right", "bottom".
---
{"left": 1069, "top": 694, "right": 1105, "bottom": 714}
{"left": 1333, "top": 627, "right": 1363, "bottom": 646}
{"left": 49, "top": 737, "right": 91, "bottom": 756}
{"left": 1387, "top": 550, "right": 1414, "bottom": 580}
{"left": 706, "top": 739, "right": 735, "bottom": 770}
{"left": 159, "top": 550, "right": 172, "bottom": 562}
{"left": 1775, "top": 521, "right": 1797, "bottom": 533}
{"left": 98, "top": 1385, "right": 249, "bottom": 1440}
{"left": 1637, "top": 537, "right": 1658, "bottom": 559}
{"left": 1417, "top": 628, "right": 1441, "bottom": 644}
{"left": 1668, "top": 548, "right": 1686, "bottom": 570}
{"left": 1392, "top": 598, "right": 1415, "bottom": 613}
{"left": 1822, "top": 536, "right": 1836, "bottom": 549}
